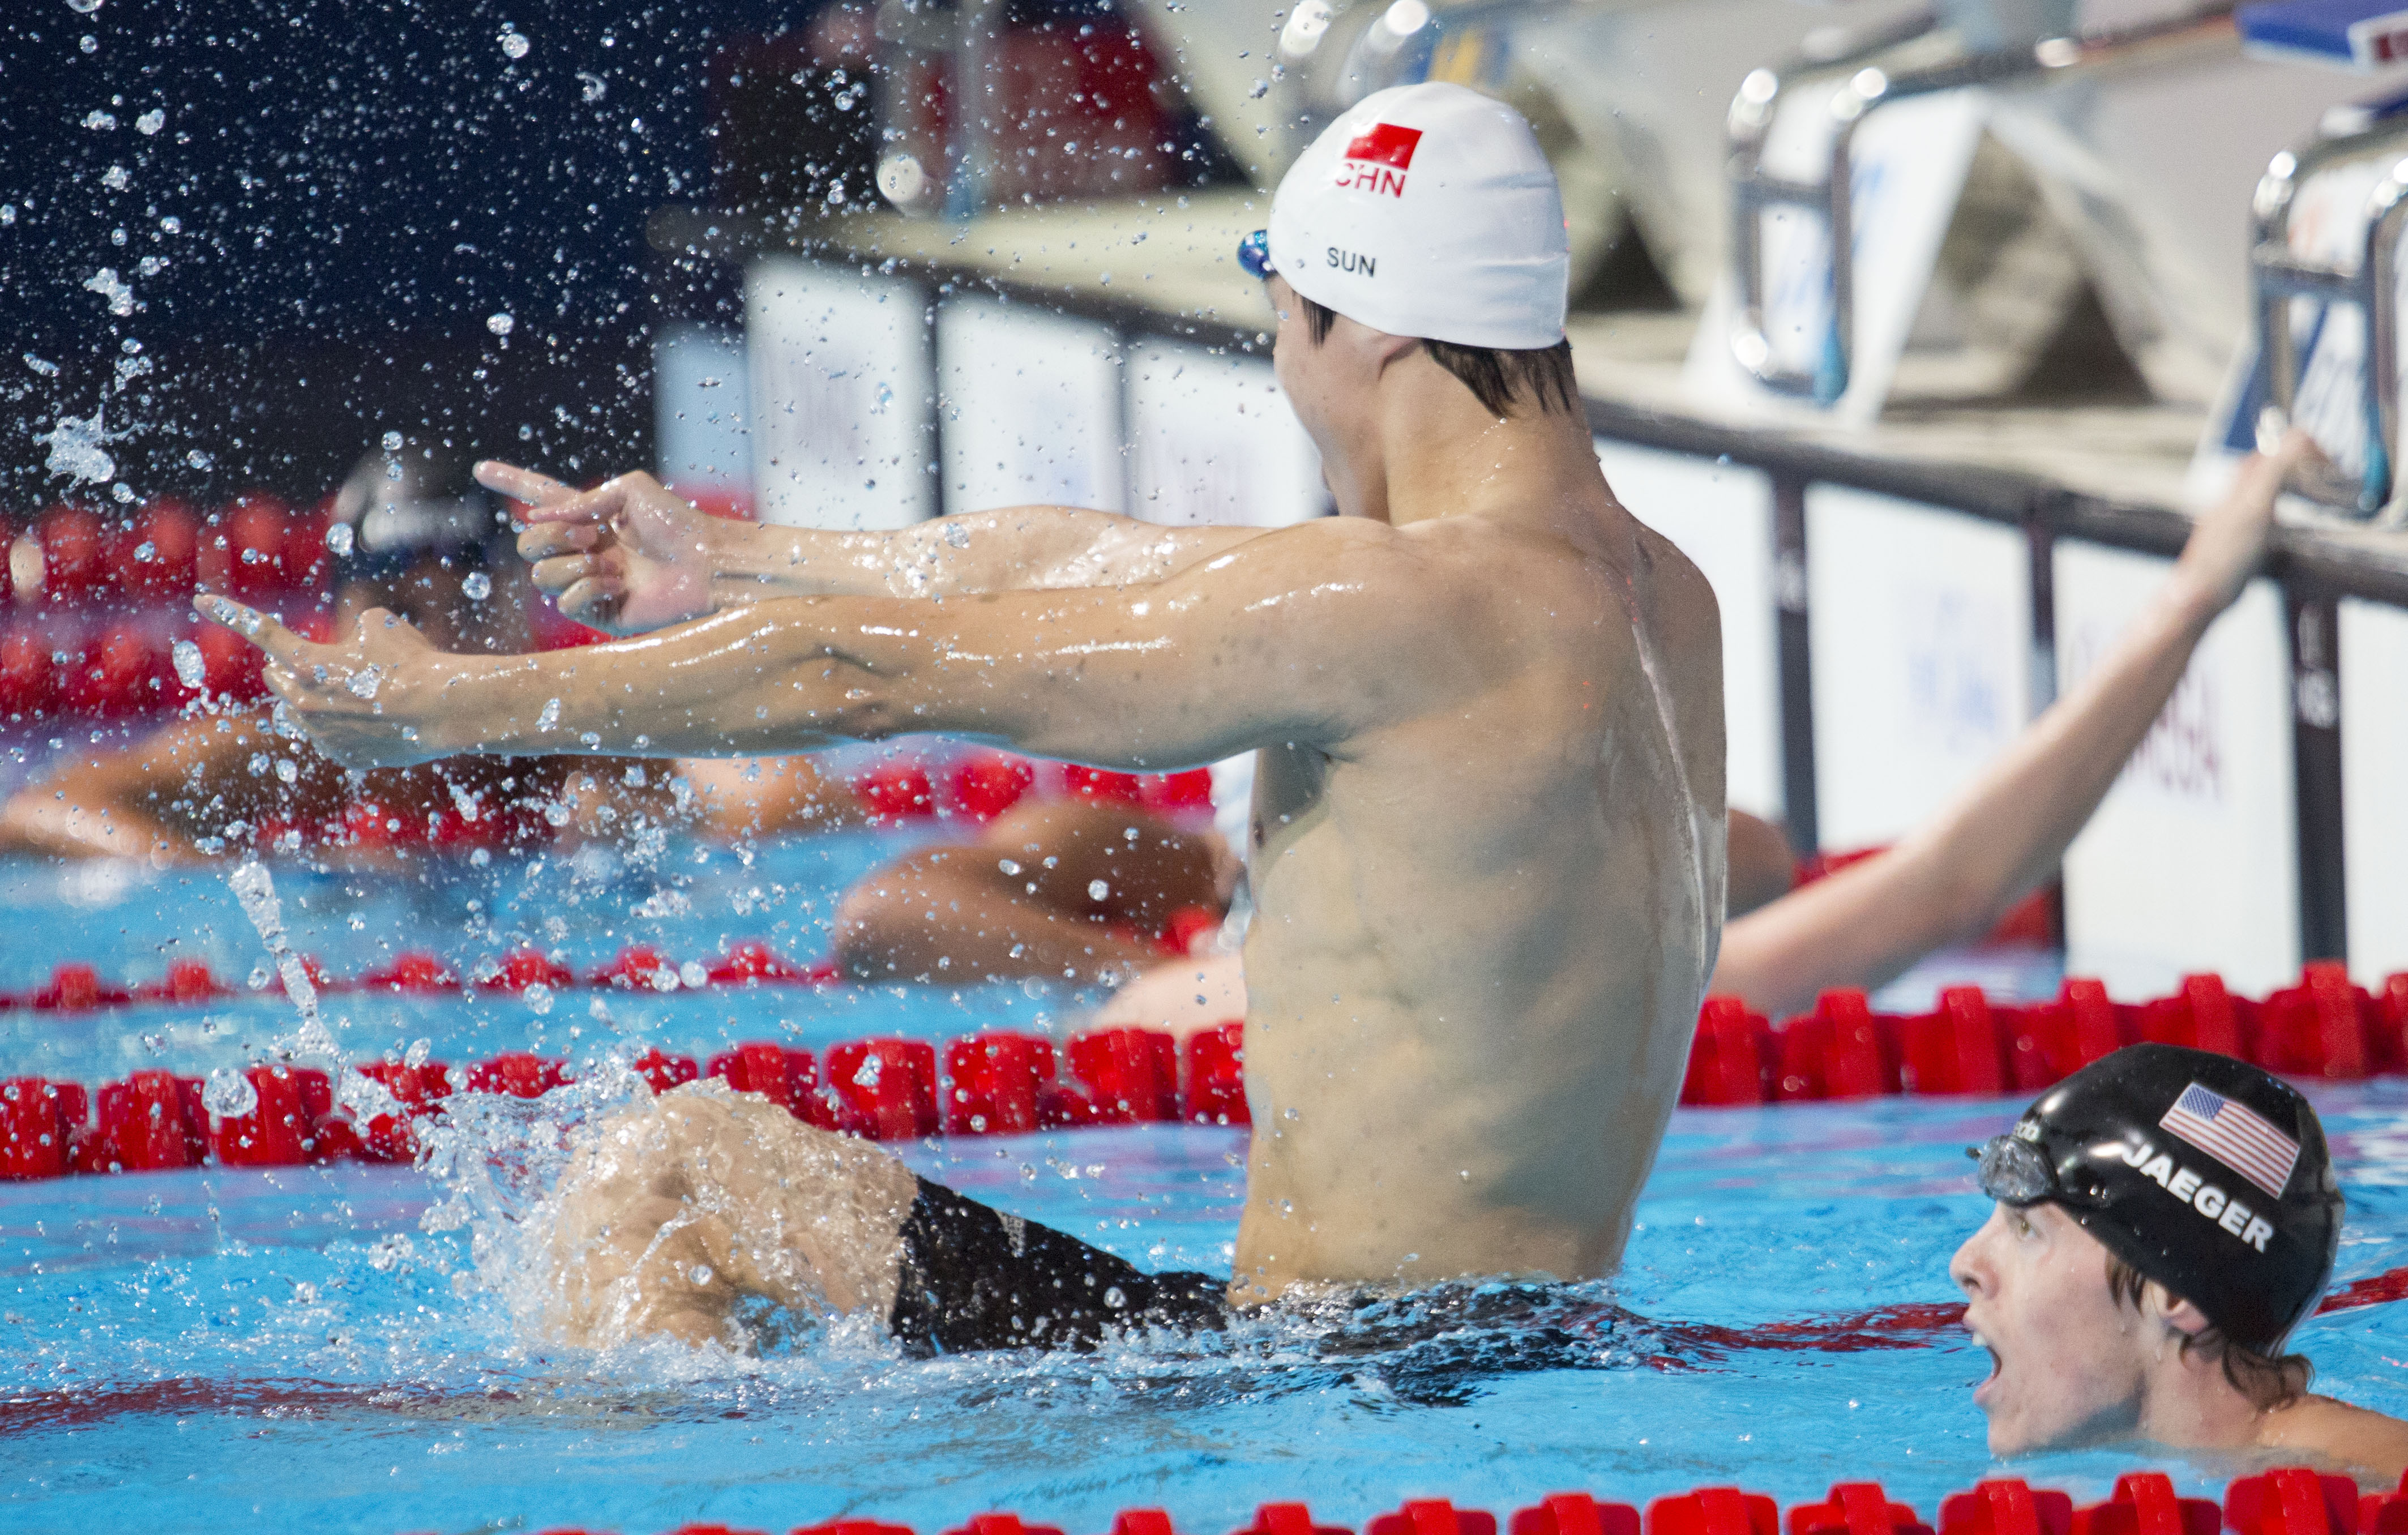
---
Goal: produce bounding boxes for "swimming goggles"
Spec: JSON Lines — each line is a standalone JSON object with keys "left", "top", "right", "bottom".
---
{"left": 1970, "top": 1133, "right": 2057, "bottom": 1205}
{"left": 1238, "top": 228, "right": 1274, "bottom": 280}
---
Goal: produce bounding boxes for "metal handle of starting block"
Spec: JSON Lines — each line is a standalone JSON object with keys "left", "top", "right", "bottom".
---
{"left": 2251, "top": 101, "right": 2408, "bottom": 519}
{"left": 1726, "top": 6, "right": 2239, "bottom": 404}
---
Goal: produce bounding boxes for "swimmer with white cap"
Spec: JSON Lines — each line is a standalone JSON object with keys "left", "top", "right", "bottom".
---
{"left": 212, "top": 84, "right": 1730, "bottom": 1345}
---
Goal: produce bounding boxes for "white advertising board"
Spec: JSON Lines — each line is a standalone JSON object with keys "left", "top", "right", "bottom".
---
{"left": 653, "top": 324, "right": 753, "bottom": 504}
{"left": 1124, "top": 339, "right": 1323, "bottom": 527}
{"left": 745, "top": 256, "right": 934, "bottom": 529}
{"left": 1593, "top": 439, "right": 1782, "bottom": 821}
{"left": 936, "top": 298, "right": 1123, "bottom": 515}
{"left": 2054, "top": 541, "right": 2298, "bottom": 997}
{"left": 2342, "top": 596, "right": 2408, "bottom": 981}
{"left": 1807, "top": 485, "right": 2032, "bottom": 850}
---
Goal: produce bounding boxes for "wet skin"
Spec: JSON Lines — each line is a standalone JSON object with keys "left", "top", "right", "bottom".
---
{"left": 208, "top": 272, "right": 1726, "bottom": 1304}
{"left": 1951, "top": 1200, "right": 2408, "bottom": 1475}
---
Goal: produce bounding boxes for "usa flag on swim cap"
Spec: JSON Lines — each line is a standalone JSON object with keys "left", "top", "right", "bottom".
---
{"left": 2160, "top": 1081, "right": 2301, "bottom": 1198}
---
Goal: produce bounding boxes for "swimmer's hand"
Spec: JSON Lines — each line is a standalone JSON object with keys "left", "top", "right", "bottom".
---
{"left": 481, "top": 462, "right": 717, "bottom": 636}
{"left": 2175, "top": 429, "right": 2322, "bottom": 617}
{"left": 198, "top": 598, "right": 454, "bottom": 770}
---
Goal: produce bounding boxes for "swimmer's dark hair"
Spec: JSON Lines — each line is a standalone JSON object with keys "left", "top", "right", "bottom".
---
{"left": 1298, "top": 294, "right": 1579, "bottom": 419}
{"left": 2104, "top": 1254, "right": 2312, "bottom": 1409}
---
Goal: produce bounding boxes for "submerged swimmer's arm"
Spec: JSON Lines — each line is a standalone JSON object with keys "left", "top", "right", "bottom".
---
{"left": 206, "top": 519, "right": 1464, "bottom": 772}
{"left": 0, "top": 709, "right": 336, "bottom": 862}
{"left": 484, "top": 463, "right": 1270, "bottom": 636}
{"left": 1712, "top": 435, "right": 2309, "bottom": 1018}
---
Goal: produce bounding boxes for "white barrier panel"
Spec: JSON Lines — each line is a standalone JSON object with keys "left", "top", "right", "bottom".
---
{"left": 1806, "top": 485, "right": 2032, "bottom": 849}
{"left": 653, "top": 324, "right": 753, "bottom": 506}
{"left": 2343, "top": 596, "right": 2408, "bottom": 982}
{"left": 1593, "top": 440, "right": 1783, "bottom": 821}
{"left": 2054, "top": 542, "right": 2298, "bottom": 997}
{"left": 745, "top": 256, "right": 934, "bottom": 529}
{"left": 937, "top": 298, "right": 1123, "bottom": 515}
{"left": 1124, "top": 339, "right": 1322, "bottom": 527}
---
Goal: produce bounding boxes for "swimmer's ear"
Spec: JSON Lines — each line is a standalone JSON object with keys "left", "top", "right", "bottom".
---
{"left": 2144, "top": 1281, "right": 2215, "bottom": 1340}
{"left": 474, "top": 460, "right": 576, "bottom": 508}
{"left": 197, "top": 595, "right": 313, "bottom": 665}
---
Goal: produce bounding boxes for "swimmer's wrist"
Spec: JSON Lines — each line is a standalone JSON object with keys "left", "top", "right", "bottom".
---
{"left": 706, "top": 520, "right": 814, "bottom": 605}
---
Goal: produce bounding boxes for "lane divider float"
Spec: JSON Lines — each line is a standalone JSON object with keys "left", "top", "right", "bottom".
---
{"left": 462, "top": 1468, "right": 2408, "bottom": 1535}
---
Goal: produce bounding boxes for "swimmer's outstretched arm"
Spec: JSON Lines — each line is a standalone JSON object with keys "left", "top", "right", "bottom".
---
{"left": 205, "top": 515, "right": 1461, "bottom": 773}
{"left": 482, "top": 463, "right": 1271, "bottom": 638}
{"left": 1712, "top": 434, "right": 2311, "bottom": 1018}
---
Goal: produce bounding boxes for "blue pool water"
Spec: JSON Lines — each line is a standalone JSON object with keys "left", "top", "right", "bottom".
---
{"left": 6, "top": 828, "right": 2408, "bottom": 1534}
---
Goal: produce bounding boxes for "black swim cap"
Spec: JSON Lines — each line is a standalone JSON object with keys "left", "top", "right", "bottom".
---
{"left": 1974, "top": 1043, "right": 2341, "bottom": 1354}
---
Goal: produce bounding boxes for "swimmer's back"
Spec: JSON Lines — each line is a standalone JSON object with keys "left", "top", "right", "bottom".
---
{"left": 1234, "top": 497, "right": 1724, "bottom": 1300}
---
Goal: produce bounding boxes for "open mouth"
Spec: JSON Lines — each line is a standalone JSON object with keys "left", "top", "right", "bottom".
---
{"left": 1969, "top": 1328, "right": 2004, "bottom": 1405}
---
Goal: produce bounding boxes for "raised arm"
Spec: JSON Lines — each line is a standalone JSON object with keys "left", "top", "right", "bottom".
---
{"left": 485, "top": 463, "right": 1273, "bottom": 636}
{"left": 207, "top": 516, "right": 1469, "bottom": 775}
{"left": 1711, "top": 434, "right": 2311, "bottom": 1019}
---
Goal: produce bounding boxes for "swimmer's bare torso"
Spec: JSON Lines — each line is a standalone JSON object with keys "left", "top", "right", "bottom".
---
{"left": 1234, "top": 510, "right": 1723, "bottom": 1296}
{"left": 212, "top": 277, "right": 1725, "bottom": 1328}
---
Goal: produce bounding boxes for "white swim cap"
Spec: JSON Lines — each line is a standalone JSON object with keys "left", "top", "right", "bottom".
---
{"left": 1258, "top": 82, "right": 1568, "bottom": 352}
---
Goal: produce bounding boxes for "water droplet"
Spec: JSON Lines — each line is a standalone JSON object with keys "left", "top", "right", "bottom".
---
{"left": 998, "top": 858, "right": 1021, "bottom": 875}
{"left": 380, "top": 429, "right": 403, "bottom": 452}
{"left": 344, "top": 665, "right": 382, "bottom": 699}
{"left": 523, "top": 982, "right": 554, "bottom": 1015}
{"left": 944, "top": 521, "right": 971, "bottom": 549}
{"left": 325, "top": 521, "right": 354, "bottom": 557}
{"left": 82, "top": 266, "right": 133, "bottom": 316}
{"left": 537, "top": 697, "right": 561, "bottom": 731}
{"left": 1088, "top": 879, "right": 1110, "bottom": 900}
{"left": 135, "top": 109, "right": 164, "bottom": 135}
{"left": 578, "top": 71, "right": 607, "bottom": 103}
{"left": 689, "top": 1264, "right": 713, "bottom": 1287}
{"left": 877, "top": 153, "right": 926, "bottom": 207}
{"left": 202, "top": 1068, "right": 257, "bottom": 1118}
{"left": 498, "top": 27, "right": 530, "bottom": 59}
{"left": 461, "top": 571, "right": 491, "bottom": 601}
{"left": 487, "top": 312, "right": 515, "bottom": 336}
{"left": 679, "top": 961, "right": 708, "bottom": 989}
{"left": 170, "top": 639, "right": 204, "bottom": 689}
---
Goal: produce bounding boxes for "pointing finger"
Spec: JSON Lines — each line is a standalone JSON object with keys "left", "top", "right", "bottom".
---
{"left": 475, "top": 460, "right": 577, "bottom": 507}
{"left": 198, "top": 595, "right": 317, "bottom": 669}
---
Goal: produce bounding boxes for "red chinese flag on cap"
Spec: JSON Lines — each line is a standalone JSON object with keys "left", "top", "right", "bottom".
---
{"left": 1344, "top": 122, "right": 1423, "bottom": 170}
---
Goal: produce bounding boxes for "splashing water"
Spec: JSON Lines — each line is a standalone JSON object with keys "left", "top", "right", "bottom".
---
{"left": 221, "top": 858, "right": 412, "bottom": 1125}
{"left": 37, "top": 405, "right": 115, "bottom": 485}
{"left": 170, "top": 638, "right": 204, "bottom": 689}
{"left": 463, "top": 571, "right": 493, "bottom": 601}
{"left": 83, "top": 266, "right": 135, "bottom": 315}
{"left": 326, "top": 521, "right": 355, "bottom": 557}
{"left": 202, "top": 1065, "right": 258, "bottom": 1118}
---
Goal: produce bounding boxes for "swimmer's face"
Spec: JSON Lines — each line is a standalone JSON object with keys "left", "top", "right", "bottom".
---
{"left": 1950, "top": 1201, "right": 2154, "bottom": 1455}
{"left": 336, "top": 555, "right": 529, "bottom": 654}
{"left": 1264, "top": 274, "right": 1409, "bottom": 519}
{"left": 1267, "top": 275, "right": 1335, "bottom": 444}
